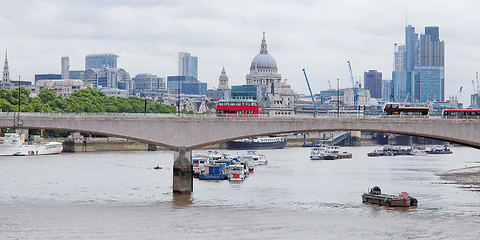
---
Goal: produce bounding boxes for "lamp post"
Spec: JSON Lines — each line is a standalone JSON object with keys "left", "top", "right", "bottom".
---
{"left": 17, "top": 76, "right": 20, "bottom": 113}
{"left": 337, "top": 78, "right": 339, "bottom": 118}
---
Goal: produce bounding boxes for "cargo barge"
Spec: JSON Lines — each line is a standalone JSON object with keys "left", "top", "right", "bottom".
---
{"left": 362, "top": 186, "right": 418, "bottom": 207}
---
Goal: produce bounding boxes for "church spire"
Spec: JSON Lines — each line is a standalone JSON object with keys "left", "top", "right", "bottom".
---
{"left": 2, "top": 49, "right": 10, "bottom": 84}
{"left": 218, "top": 66, "right": 229, "bottom": 90}
{"left": 260, "top": 32, "right": 268, "bottom": 54}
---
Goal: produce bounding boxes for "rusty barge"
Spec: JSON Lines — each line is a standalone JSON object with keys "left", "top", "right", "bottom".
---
{"left": 362, "top": 186, "right": 418, "bottom": 207}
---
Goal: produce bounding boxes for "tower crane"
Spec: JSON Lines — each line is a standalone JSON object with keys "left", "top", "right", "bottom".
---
{"left": 347, "top": 60, "right": 358, "bottom": 108}
{"left": 302, "top": 69, "right": 319, "bottom": 116}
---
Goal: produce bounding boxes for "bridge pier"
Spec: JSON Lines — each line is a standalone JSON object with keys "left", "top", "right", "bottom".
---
{"left": 172, "top": 146, "right": 193, "bottom": 194}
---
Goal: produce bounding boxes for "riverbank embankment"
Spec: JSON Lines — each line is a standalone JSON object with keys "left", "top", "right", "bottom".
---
{"left": 437, "top": 166, "right": 480, "bottom": 191}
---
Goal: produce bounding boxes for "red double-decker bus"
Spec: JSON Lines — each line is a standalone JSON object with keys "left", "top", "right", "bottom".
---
{"left": 442, "top": 109, "right": 480, "bottom": 119}
{"left": 215, "top": 100, "right": 259, "bottom": 117}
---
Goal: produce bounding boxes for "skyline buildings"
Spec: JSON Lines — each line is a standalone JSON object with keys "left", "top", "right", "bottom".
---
{"left": 392, "top": 24, "right": 445, "bottom": 103}
{"left": 217, "top": 66, "right": 229, "bottom": 90}
{"left": 85, "top": 53, "right": 118, "bottom": 69}
{"left": 364, "top": 70, "right": 382, "bottom": 99}
{"left": 61, "top": 56, "right": 69, "bottom": 80}
{"left": 178, "top": 52, "right": 198, "bottom": 80}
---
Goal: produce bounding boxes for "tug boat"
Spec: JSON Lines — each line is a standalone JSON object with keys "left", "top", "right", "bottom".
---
{"left": 362, "top": 186, "right": 418, "bottom": 207}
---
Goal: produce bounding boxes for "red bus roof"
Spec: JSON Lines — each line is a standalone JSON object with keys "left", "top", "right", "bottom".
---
{"left": 443, "top": 109, "right": 480, "bottom": 112}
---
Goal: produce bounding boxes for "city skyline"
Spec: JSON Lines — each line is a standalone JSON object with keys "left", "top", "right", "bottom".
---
{"left": 1, "top": 0, "right": 480, "bottom": 104}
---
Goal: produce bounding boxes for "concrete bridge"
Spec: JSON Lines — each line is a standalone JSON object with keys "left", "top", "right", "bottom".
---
{"left": 2, "top": 112, "right": 479, "bottom": 192}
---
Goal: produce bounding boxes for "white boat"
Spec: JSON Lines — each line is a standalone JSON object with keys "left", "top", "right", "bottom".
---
{"left": 227, "top": 164, "right": 246, "bottom": 181}
{"left": 246, "top": 150, "right": 268, "bottom": 165}
{"left": 410, "top": 147, "right": 428, "bottom": 156}
{"left": 0, "top": 133, "right": 62, "bottom": 156}
{"left": 310, "top": 147, "right": 325, "bottom": 160}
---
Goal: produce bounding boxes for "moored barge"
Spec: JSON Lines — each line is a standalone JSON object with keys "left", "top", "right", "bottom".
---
{"left": 362, "top": 186, "right": 418, "bottom": 207}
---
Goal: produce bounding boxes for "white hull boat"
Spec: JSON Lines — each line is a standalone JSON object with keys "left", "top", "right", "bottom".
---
{"left": 0, "top": 133, "right": 62, "bottom": 156}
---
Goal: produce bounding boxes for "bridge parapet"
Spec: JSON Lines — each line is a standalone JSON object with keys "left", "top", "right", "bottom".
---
{"left": 0, "top": 113, "right": 479, "bottom": 150}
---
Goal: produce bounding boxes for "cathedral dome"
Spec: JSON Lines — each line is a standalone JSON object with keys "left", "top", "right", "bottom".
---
{"left": 250, "top": 33, "right": 277, "bottom": 70}
{"left": 250, "top": 53, "right": 277, "bottom": 70}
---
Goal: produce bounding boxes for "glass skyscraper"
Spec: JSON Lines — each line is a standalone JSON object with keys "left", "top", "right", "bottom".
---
{"left": 178, "top": 52, "right": 198, "bottom": 80}
{"left": 392, "top": 25, "right": 445, "bottom": 102}
{"left": 85, "top": 53, "right": 118, "bottom": 69}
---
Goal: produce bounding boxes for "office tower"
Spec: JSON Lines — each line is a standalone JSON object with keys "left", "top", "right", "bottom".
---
{"left": 392, "top": 25, "right": 445, "bottom": 102}
{"left": 61, "top": 56, "right": 69, "bottom": 79}
{"left": 178, "top": 52, "right": 198, "bottom": 80}
{"left": 364, "top": 70, "right": 382, "bottom": 99}
{"left": 2, "top": 50, "right": 10, "bottom": 83}
{"left": 415, "top": 26, "right": 445, "bottom": 102}
{"left": 392, "top": 44, "right": 407, "bottom": 102}
{"left": 218, "top": 66, "right": 229, "bottom": 89}
{"left": 85, "top": 53, "right": 118, "bottom": 69}
{"left": 405, "top": 25, "right": 418, "bottom": 72}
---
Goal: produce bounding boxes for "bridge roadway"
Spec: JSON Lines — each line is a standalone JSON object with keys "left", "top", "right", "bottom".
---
{"left": 1, "top": 112, "right": 480, "bottom": 150}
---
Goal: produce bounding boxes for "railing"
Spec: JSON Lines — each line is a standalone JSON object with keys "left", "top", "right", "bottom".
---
{"left": 0, "top": 111, "right": 472, "bottom": 120}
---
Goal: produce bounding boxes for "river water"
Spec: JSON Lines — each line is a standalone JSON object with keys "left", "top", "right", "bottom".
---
{"left": 1, "top": 146, "right": 480, "bottom": 239}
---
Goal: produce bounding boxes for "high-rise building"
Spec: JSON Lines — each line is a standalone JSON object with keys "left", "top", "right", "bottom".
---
{"left": 2, "top": 50, "right": 11, "bottom": 84}
{"left": 364, "top": 70, "right": 382, "bottom": 99}
{"left": 61, "top": 56, "right": 69, "bottom": 79}
{"left": 382, "top": 79, "right": 392, "bottom": 100}
{"left": 218, "top": 66, "right": 229, "bottom": 89}
{"left": 414, "top": 66, "right": 444, "bottom": 102}
{"left": 178, "top": 52, "right": 198, "bottom": 80}
{"left": 392, "top": 25, "right": 445, "bottom": 103}
{"left": 415, "top": 26, "right": 445, "bottom": 102}
{"left": 405, "top": 25, "right": 418, "bottom": 72}
{"left": 85, "top": 53, "right": 118, "bottom": 69}
{"left": 392, "top": 44, "right": 407, "bottom": 102}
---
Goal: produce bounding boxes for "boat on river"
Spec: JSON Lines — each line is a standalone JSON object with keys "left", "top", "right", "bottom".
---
{"left": 426, "top": 145, "right": 453, "bottom": 154}
{"left": 227, "top": 164, "right": 246, "bottom": 181}
{"left": 310, "top": 145, "right": 352, "bottom": 160}
{"left": 227, "top": 137, "right": 287, "bottom": 150}
{"left": 0, "top": 133, "right": 62, "bottom": 156}
{"left": 362, "top": 186, "right": 418, "bottom": 207}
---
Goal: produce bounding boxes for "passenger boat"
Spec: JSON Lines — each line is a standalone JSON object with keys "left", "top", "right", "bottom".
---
{"left": 245, "top": 150, "right": 268, "bottom": 165}
{"left": 362, "top": 186, "right": 418, "bottom": 207}
{"left": 410, "top": 147, "right": 428, "bottom": 156}
{"left": 227, "top": 137, "right": 287, "bottom": 150}
{"left": 0, "top": 133, "right": 62, "bottom": 156}
{"left": 227, "top": 164, "right": 246, "bottom": 181}
{"left": 310, "top": 147, "right": 324, "bottom": 160}
{"left": 310, "top": 145, "right": 352, "bottom": 160}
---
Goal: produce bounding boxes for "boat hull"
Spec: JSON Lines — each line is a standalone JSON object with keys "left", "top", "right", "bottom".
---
{"left": 362, "top": 193, "right": 411, "bottom": 207}
{"left": 0, "top": 142, "right": 62, "bottom": 156}
{"left": 227, "top": 139, "right": 287, "bottom": 150}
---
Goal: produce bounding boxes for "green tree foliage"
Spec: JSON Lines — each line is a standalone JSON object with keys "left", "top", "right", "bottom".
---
{"left": 0, "top": 87, "right": 177, "bottom": 114}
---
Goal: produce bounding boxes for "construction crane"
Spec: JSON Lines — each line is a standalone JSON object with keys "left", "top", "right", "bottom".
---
{"left": 302, "top": 69, "right": 319, "bottom": 116}
{"left": 347, "top": 60, "right": 358, "bottom": 108}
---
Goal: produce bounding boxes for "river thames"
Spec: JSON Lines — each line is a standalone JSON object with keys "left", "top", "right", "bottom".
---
{"left": 1, "top": 146, "right": 479, "bottom": 239}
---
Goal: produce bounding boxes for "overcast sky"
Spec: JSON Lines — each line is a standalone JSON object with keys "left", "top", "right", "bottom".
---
{"left": 1, "top": 0, "right": 480, "bottom": 104}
